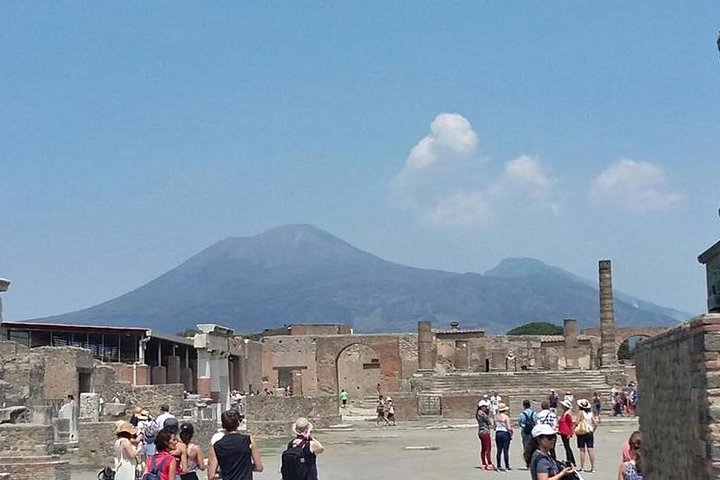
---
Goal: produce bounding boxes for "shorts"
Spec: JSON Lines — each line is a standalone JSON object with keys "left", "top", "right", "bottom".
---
{"left": 577, "top": 432, "right": 594, "bottom": 449}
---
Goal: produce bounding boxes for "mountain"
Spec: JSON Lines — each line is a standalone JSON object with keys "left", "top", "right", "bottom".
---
{"left": 30, "top": 224, "right": 686, "bottom": 333}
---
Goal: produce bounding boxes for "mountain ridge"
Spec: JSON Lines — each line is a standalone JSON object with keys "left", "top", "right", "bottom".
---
{"left": 27, "top": 224, "right": 686, "bottom": 333}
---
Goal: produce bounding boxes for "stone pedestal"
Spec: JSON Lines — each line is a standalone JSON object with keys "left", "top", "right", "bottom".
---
{"left": 79, "top": 393, "right": 100, "bottom": 422}
{"left": 417, "top": 321, "right": 434, "bottom": 370}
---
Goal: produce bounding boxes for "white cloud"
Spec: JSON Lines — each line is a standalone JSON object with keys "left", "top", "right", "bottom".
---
{"left": 425, "top": 191, "right": 494, "bottom": 228}
{"left": 590, "top": 159, "right": 685, "bottom": 213}
{"left": 393, "top": 113, "right": 479, "bottom": 190}
{"left": 426, "top": 155, "right": 556, "bottom": 228}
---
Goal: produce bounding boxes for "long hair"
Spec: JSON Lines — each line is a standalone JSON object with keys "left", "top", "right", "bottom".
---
{"left": 524, "top": 437, "right": 540, "bottom": 466}
{"left": 628, "top": 431, "right": 642, "bottom": 473}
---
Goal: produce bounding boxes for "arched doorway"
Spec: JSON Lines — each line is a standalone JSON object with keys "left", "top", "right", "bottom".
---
{"left": 336, "top": 343, "right": 381, "bottom": 399}
{"left": 617, "top": 335, "right": 650, "bottom": 362}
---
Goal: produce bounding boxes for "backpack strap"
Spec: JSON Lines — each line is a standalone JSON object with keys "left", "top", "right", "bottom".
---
{"left": 155, "top": 456, "right": 170, "bottom": 474}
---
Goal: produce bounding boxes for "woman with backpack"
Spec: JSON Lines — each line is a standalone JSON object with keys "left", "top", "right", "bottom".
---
{"left": 528, "top": 424, "right": 575, "bottom": 480}
{"left": 144, "top": 429, "right": 177, "bottom": 480}
{"left": 281, "top": 417, "right": 324, "bottom": 480}
{"left": 575, "top": 399, "right": 598, "bottom": 473}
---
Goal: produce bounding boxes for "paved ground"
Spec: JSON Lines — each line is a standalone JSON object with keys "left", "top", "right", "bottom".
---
{"left": 73, "top": 417, "right": 637, "bottom": 480}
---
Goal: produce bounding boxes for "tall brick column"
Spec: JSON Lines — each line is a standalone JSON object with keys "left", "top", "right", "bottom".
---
{"left": 563, "top": 318, "right": 579, "bottom": 368}
{"left": 417, "top": 321, "right": 434, "bottom": 371}
{"left": 599, "top": 260, "right": 618, "bottom": 367}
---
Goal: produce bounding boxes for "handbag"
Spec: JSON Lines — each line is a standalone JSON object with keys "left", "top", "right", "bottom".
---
{"left": 574, "top": 418, "right": 590, "bottom": 436}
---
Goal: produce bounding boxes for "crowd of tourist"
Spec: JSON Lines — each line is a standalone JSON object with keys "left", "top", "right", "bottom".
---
{"left": 475, "top": 385, "right": 642, "bottom": 479}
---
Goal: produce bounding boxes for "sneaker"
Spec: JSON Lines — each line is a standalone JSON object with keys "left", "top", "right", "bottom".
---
{"left": 497, "top": 467, "right": 505, "bottom": 472}
{"left": 506, "top": 467, "right": 512, "bottom": 471}
{"left": 587, "top": 468, "right": 595, "bottom": 473}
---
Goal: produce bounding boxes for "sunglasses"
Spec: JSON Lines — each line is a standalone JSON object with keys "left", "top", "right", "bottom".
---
{"left": 540, "top": 435, "right": 557, "bottom": 441}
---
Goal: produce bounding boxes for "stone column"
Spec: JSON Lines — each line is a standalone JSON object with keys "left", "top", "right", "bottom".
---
{"left": 599, "top": 259, "right": 618, "bottom": 367}
{"left": 417, "top": 321, "right": 434, "bottom": 370}
{"left": 563, "top": 318, "right": 579, "bottom": 369}
{"left": 0, "top": 277, "right": 9, "bottom": 322}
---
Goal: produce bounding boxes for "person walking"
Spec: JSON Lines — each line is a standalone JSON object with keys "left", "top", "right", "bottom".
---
{"left": 518, "top": 400, "right": 538, "bottom": 469}
{"left": 557, "top": 399, "right": 576, "bottom": 467}
{"left": 528, "top": 424, "right": 574, "bottom": 480}
{"left": 475, "top": 400, "right": 494, "bottom": 470}
{"left": 575, "top": 399, "right": 598, "bottom": 473}
{"left": 178, "top": 422, "right": 205, "bottom": 480}
{"left": 208, "top": 410, "right": 263, "bottom": 480}
{"left": 592, "top": 392, "right": 602, "bottom": 417}
{"left": 494, "top": 403, "right": 513, "bottom": 471}
{"left": 618, "top": 431, "right": 643, "bottom": 480}
{"left": 282, "top": 417, "right": 324, "bottom": 480}
{"left": 339, "top": 389, "right": 349, "bottom": 409}
{"left": 376, "top": 397, "right": 389, "bottom": 426}
{"left": 385, "top": 397, "right": 396, "bottom": 426}
{"left": 114, "top": 422, "right": 140, "bottom": 480}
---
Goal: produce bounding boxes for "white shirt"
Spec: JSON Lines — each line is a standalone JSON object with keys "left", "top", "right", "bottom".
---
{"left": 537, "top": 409, "right": 558, "bottom": 428}
{"left": 155, "top": 412, "right": 174, "bottom": 428}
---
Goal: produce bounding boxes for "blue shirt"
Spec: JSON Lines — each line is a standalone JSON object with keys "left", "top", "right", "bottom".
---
{"left": 518, "top": 408, "right": 537, "bottom": 431}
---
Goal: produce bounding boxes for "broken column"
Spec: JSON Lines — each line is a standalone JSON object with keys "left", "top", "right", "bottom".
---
{"left": 599, "top": 259, "right": 618, "bottom": 367}
{"left": 417, "top": 321, "right": 434, "bottom": 370}
{"left": 0, "top": 277, "right": 9, "bottom": 322}
{"left": 563, "top": 318, "right": 579, "bottom": 369}
{"left": 698, "top": 239, "right": 720, "bottom": 313}
{"left": 195, "top": 324, "right": 233, "bottom": 410}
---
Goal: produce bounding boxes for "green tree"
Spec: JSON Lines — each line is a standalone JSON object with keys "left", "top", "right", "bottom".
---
{"left": 506, "top": 322, "right": 563, "bottom": 336}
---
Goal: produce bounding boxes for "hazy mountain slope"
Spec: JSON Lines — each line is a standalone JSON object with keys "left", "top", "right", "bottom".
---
{"left": 32, "top": 225, "right": 683, "bottom": 333}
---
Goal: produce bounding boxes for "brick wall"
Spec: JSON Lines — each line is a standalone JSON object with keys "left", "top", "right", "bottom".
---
{"left": 636, "top": 313, "right": 720, "bottom": 480}
{"left": 0, "top": 424, "right": 53, "bottom": 456}
{"left": 77, "top": 421, "right": 117, "bottom": 465}
{"left": 246, "top": 395, "right": 340, "bottom": 436}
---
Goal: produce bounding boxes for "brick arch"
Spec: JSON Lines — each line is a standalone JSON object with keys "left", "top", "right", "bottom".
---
{"left": 315, "top": 335, "right": 401, "bottom": 396}
{"left": 583, "top": 327, "right": 669, "bottom": 350}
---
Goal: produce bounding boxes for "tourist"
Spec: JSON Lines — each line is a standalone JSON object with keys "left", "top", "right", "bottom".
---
{"left": 618, "top": 431, "right": 642, "bottom": 480}
{"left": 339, "top": 389, "right": 349, "bottom": 408}
{"left": 557, "top": 400, "right": 576, "bottom": 467}
{"left": 476, "top": 400, "right": 494, "bottom": 470}
{"left": 114, "top": 421, "right": 140, "bottom": 480}
{"left": 376, "top": 397, "right": 389, "bottom": 426}
{"left": 563, "top": 391, "right": 574, "bottom": 406}
{"left": 528, "top": 424, "right": 574, "bottom": 480}
{"left": 179, "top": 422, "right": 205, "bottom": 480}
{"left": 490, "top": 391, "right": 502, "bottom": 416}
{"left": 611, "top": 392, "right": 622, "bottom": 416}
{"left": 575, "top": 399, "right": 598, "bottom": 473}
{"left": 592, "top": 393, "right": 602, "bottom": 417}
{"left": 621, "top": 431, "right": 641, "bottom": 462}
{"left": 548, "top": 390, "right": 559, "bottom": 410}
{"left": 164, "top": 418, "right": 188, "bottom": 475}
{"left": 494, "top": 402, "right": 513, "bottom": 471}
{"left": 386, "top": 397, "right": 396, "bottom": 426}
{"left": 537, "top": 401, "right": 558, "bottom": 459}
{"left": 145, "top": 429, "right": 177, "bottom": 480}
{"left": 130, "top": 406, "right": 143, "bottom": 427}
{"left": 282, "top": 417, "right": 324, "bottom": 480}
{"left": 627, "top": 384, "right": 639, "bottom": 415}
{"left": 208, "top": 410, "right": 263, "bottom": 480}
{"left": 519, "top": 399, "right": 538, "bottom": 469}
{"left": 156, "top": 404, "right": 175, "bottom": 430}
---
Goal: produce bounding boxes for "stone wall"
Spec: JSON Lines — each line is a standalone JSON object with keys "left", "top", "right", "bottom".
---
{"left": 246, "top": 395, "right": 340, "bottom": 436}
{"left": 0, "top": 456, "right": 70, "bottom": 480}
{"left": 0, "top": 424, "right": 53, "bottom": 456}
{"left": 635, "top": 313, "right": 720, "bottom": 480}
{"left": 35, "top": 347, "right": 94, "bottom": 401}
{"left": 0, "top": 342, "right": 45, "bottom": 406}
{"left": 77, "top": 421, "right": 117, "bottom": 465}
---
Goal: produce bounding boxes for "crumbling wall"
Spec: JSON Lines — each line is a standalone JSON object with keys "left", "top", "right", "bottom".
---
{"left": 35, "top": 347, "right": 93, "bottom": 401}
{"left": 0, "top": 424, "right": 53, "bottom": 456}
{"left": 0, "top": 344, "right": 46, "bottom": 406}
{"left": 246, "top": 395, "right": 340, "bottom": 436}
{"left": 636, "top": 313, "right": 720, "bottom": 480}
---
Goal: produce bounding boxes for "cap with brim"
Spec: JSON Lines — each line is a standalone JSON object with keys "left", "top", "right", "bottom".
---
{"left": 577, "top": 399, "right": 591, "bottom": 410}
{"left": 497, "top": 403, "right": 509, "bottom": 412}
{"left": 531, "top": 424, "right": 557, "bottom": 438}
{"left": 164, "top": 417, "right": 180, "bottom": 433}
{"left": 478, "top": 400, "right": 489, "bottom": 408}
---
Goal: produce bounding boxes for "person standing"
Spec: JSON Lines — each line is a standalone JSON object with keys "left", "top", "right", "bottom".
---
{"left": 518, "top": 400, "right": 538, "bottom": 469}
{"left": 489, "top": 392, "right": 502, "bottom": 417}
{"left": 145, "top": 430, "right": 176, "bottom": 480}
{"left": 528, "top": 424, "right": 574, "bottom": 480}
{"left": 114, "top": 422, "right": 140, "bottom": 480}
{"left": 592, "top": 392, "right": 602, "bottom": 417}
{"left": 537, "top": 401, "right": 558, "bottom": 460}
{"left": 575, "top": 399, "right": 598, "bottom": 473}
{"left": 494, "top": 403, "right": 513, "bottom": 471}
{"left": 476, "top": 400, "right": 494, "bottom": 470}
{"left": 557, "top": 400, "right": 576, "bottom": 467}
{"left": 339, "top": 389, "right": 349, "bottom": 409}
{"left": 548, "top": 390, "right": 559, "bottom": 410}
{"left": 283, "top": 417, "right": 324, "bottom": 480}
{"left": 208, "top": 410, "right": 263, "bottom": 480}
{"left": 178, "top": 422, "right": 205, "bottom": 480}
{"left": 563, "top": 391, "right": 574, "bottom": 406}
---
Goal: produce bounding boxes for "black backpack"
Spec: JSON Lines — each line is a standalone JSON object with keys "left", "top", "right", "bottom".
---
{"left": 522, "top": 411, "right": 536, "bottom": 435}
{"left": 281, "top": 438, "right": 309, "bottom": 480}
{"left": 97, "top": 467, "right": 115, "bottom": 480}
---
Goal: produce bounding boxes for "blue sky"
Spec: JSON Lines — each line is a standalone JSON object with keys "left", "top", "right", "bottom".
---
{"left": 1, "top": 2, "right": 719, "bottom": 321}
